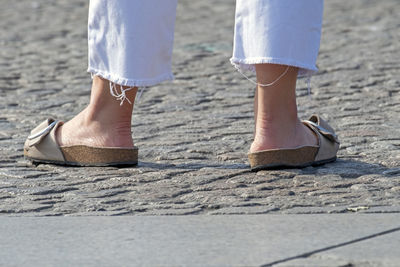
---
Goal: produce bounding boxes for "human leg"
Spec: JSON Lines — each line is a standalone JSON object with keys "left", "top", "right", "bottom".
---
{"left": 25, "top": 0, "right": 177, "bottom": 165}
{"left": 251, "top": 64, "right": 317, "bottom": 152}
{"left": 59, "top": 0, "right": 178, "bottom": 148}
{"left": 231, "top": 0, "right": 339, "bottom": 169}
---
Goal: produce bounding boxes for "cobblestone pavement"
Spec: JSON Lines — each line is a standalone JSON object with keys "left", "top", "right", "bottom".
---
{"left": 0, "top": 0, "right": 399, "bottom": 216}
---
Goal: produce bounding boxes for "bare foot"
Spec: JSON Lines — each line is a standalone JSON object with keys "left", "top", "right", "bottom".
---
{"left": 56, "top": 107, "right": 134, "bottom": 148}
{"left": 250, "top": 118, "right": 318, "bottom": 153}
{"left": 55, "top": 76, "right": 137, "bottom": 148}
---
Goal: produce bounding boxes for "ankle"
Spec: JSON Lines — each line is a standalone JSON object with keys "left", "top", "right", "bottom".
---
{"left": 256, "top": 116, "right": 300, "bottom": 136}
{"left": 257, "top": 112, "right": 298, "bottom": 125}
{"left": 83, "top": 103, "right": 132, "bottom": 127}
{"left": 252, "top": 119, "right": 305, "bottom": 151}
{"left": 59, "top": 113, "right": 133, "bottom": 148}
{"left": 87, "top": 76, "right": 136, "bottom": 121}
{"left": 66, "top": 107, "right": 131, "bottom": 133}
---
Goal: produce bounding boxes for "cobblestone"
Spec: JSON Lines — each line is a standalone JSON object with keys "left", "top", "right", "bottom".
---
{"left": 0, "top": 0, "right": 399, "bottom": 216}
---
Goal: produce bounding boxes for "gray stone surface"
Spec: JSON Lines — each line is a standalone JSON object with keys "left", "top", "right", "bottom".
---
{"left": 0, "top": 0, "right": 400, "bottom": 216}
{"left": 277, "top": 231, "right": 400, "bottom": 267}
{"left": 1, "top": 214, "right": 399, "bottom": 267}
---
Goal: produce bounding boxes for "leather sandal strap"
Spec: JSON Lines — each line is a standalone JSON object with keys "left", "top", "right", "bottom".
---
{"left": 25, "top": 118, "right": 65, "bottom": 162}
{"left": 27, "top": 118, "right": 58, "bottom": 146}
{"left": 303, "top": 115, "right": 339, "bottom": 144}
{"left": 302, "top": 115, "right": 340, "bottom": 162}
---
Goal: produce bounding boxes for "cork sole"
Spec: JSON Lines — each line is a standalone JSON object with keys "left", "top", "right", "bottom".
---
{"left": 25, "top": 145, "right": 138, "bottom": 167}
{"left": 248, "top": 146, "right": 337, "bottom": 171}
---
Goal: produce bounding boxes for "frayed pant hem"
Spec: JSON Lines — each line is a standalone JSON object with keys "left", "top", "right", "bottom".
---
{"left": 230, "top": 57, "right": 318, "bottom": 77}
{"left": 87, "top": 68, "right": 174, "bottom": 87}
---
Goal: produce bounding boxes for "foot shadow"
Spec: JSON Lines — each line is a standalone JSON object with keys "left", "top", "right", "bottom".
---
{"left": 135, "top": 161, "right": 250, "bottom": 170}
{"left": 295, "top": 158, "right": 397, "bottom": 179}
{"left": 130, "top": 158, "right": 398, "bottom": 179}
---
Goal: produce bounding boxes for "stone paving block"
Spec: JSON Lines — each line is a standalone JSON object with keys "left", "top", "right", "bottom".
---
{"left": 0, "top": 0, "right": 400, "bottom": 215}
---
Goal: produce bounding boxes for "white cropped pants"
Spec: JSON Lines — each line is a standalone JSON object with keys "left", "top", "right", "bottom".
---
{"left": 88, "top": 0, "right": 323, "bottom": 88}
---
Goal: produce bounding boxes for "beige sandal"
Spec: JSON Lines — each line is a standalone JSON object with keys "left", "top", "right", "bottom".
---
{"left": 24, "top": 118, "right": 138, "bottom": 166}
{"left": 248, "top": 115, "right": 340, "bottom": 171}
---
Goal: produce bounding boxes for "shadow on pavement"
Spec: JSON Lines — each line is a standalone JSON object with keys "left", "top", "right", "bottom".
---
{"left": 134, "top": 158, "right": 395, "bottom": 179}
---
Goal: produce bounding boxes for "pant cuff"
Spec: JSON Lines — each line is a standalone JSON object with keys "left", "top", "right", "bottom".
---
{"left": 87, "top": 68, "right": 174, "bottom": 87}
{"left": 230, "top": 57, "right": 318, "bottom": 77}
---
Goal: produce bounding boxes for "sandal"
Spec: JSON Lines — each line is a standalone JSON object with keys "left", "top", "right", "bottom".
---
{"left": 24, "top": 118, "right": 138, "bottom": 166}
{"left": 248, "top": 115, "right": 339, "bottom": 171}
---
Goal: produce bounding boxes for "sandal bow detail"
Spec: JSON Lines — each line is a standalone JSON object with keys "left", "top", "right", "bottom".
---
{"left": 24, "top": 118, "right": 138, "bottom": 166}
{"left": 248, "top": 115, "right": 339, "bottom": 171}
